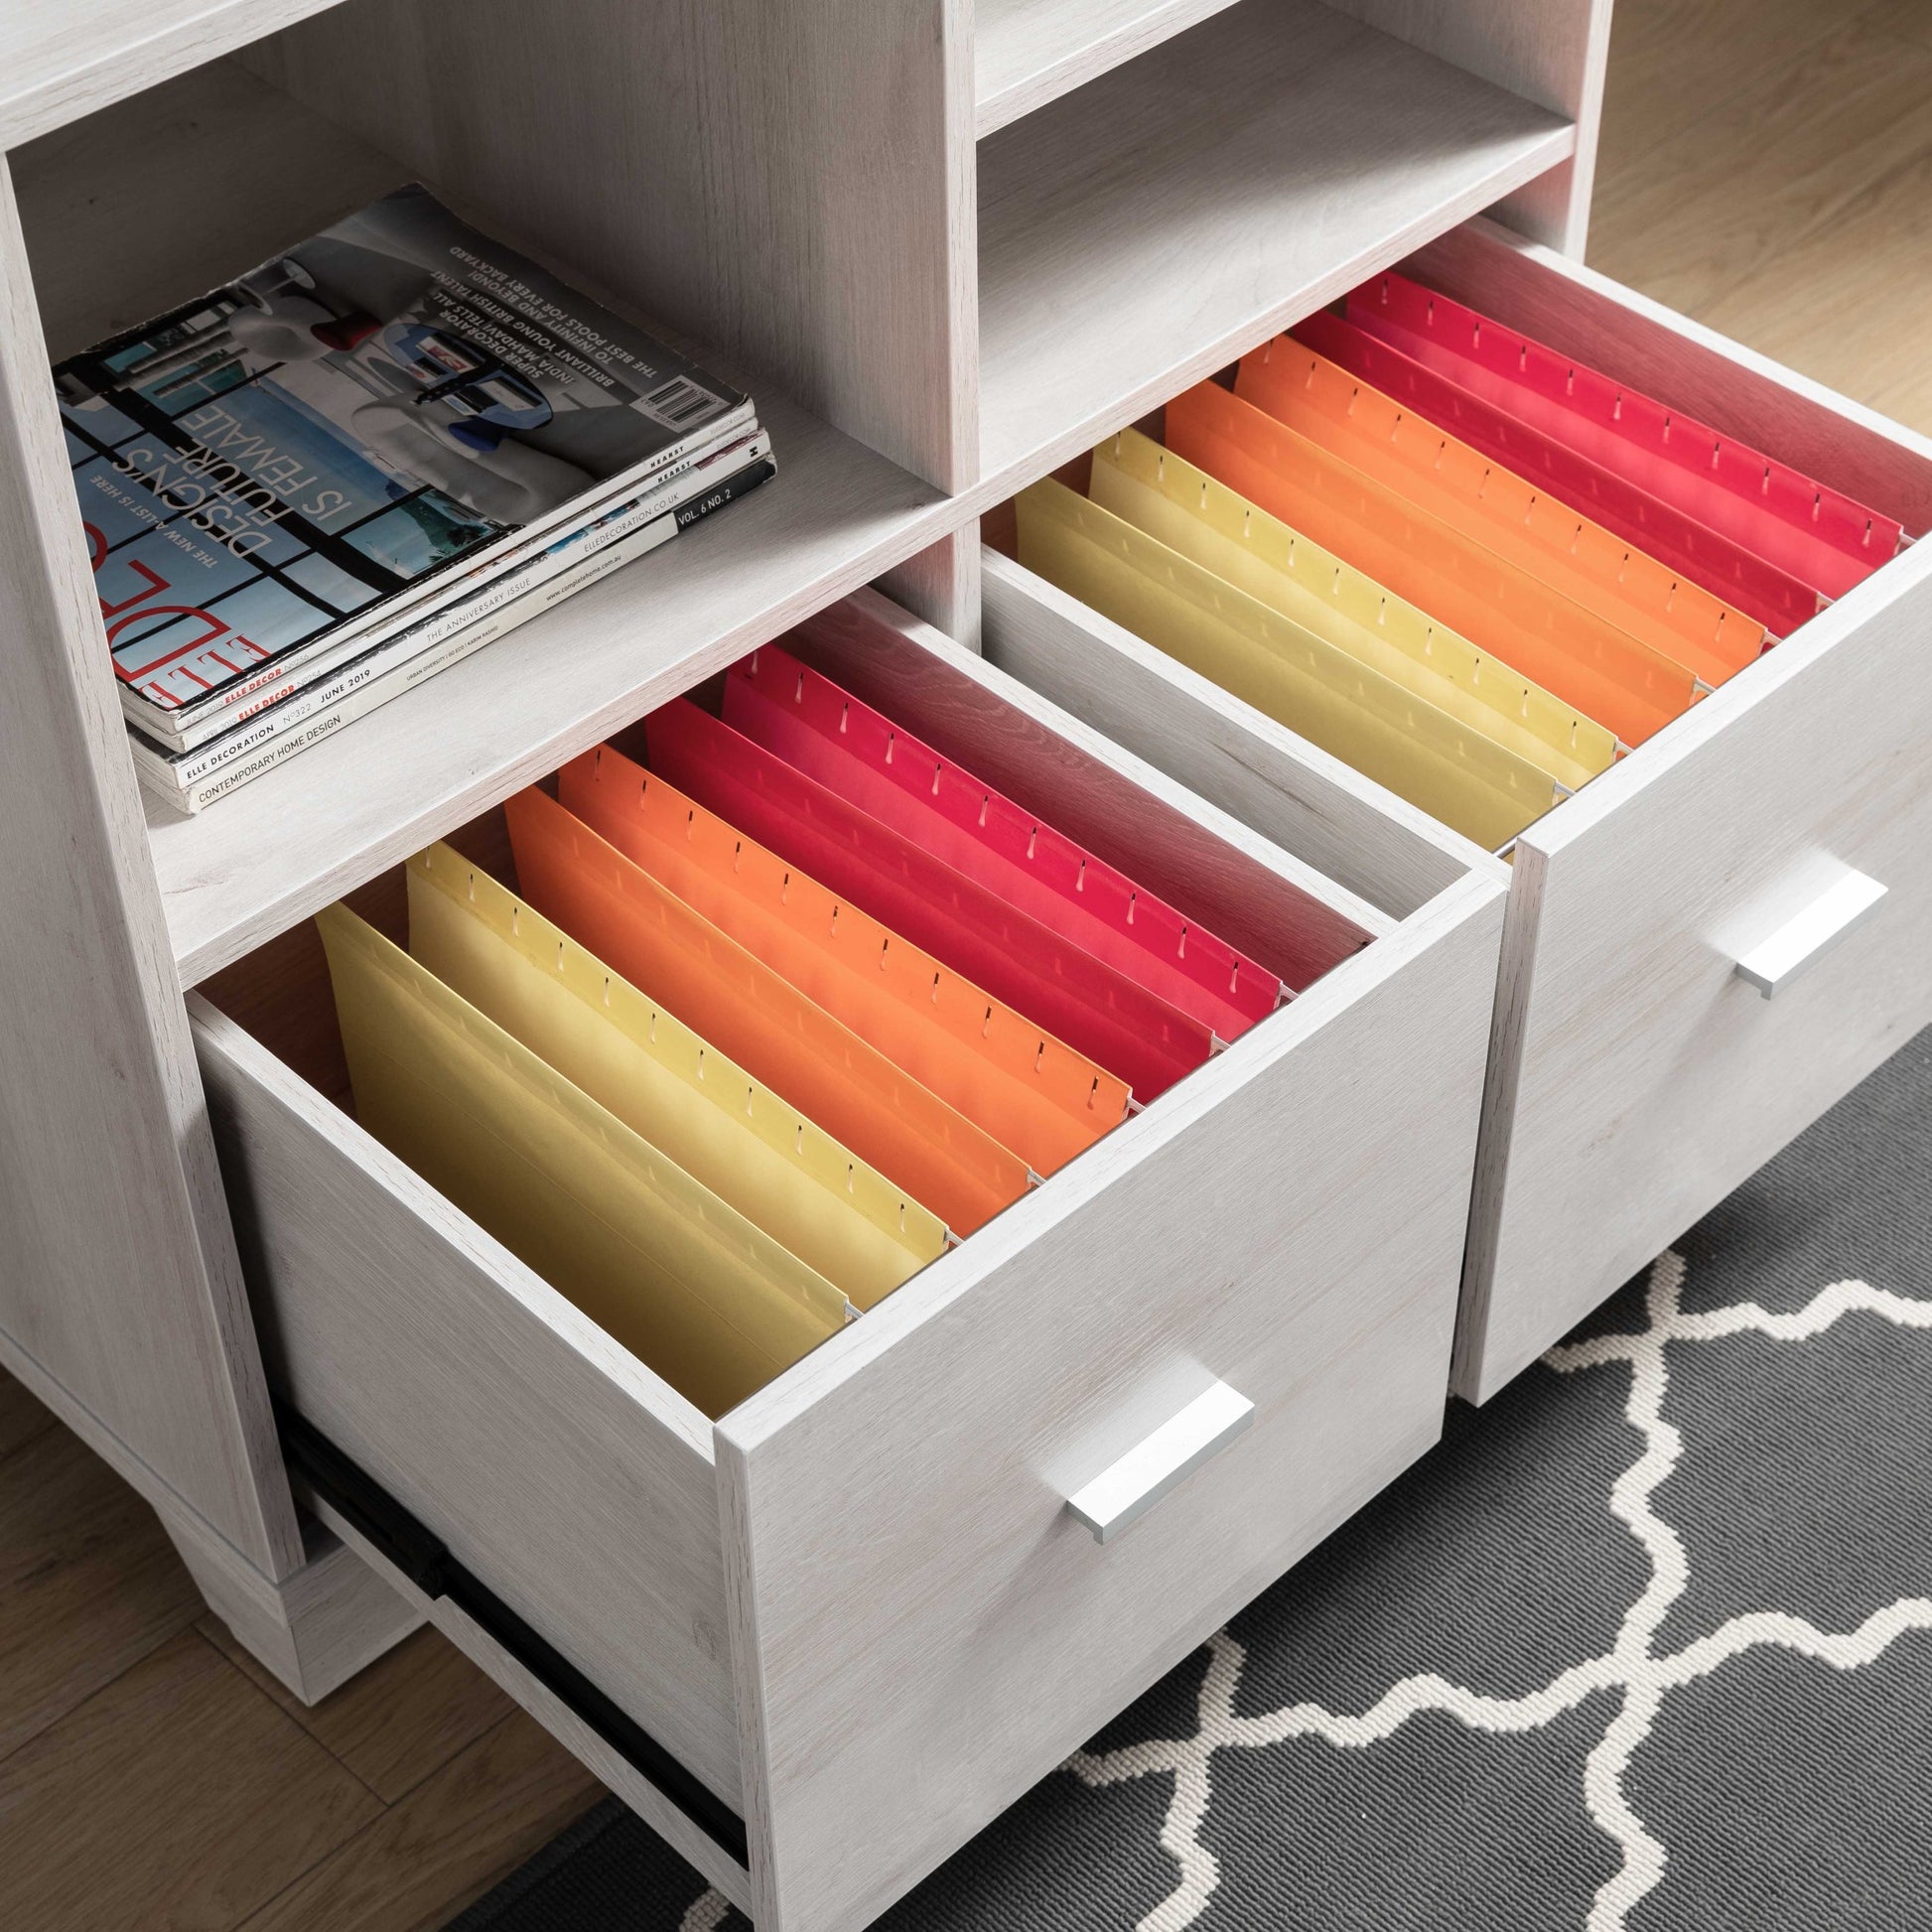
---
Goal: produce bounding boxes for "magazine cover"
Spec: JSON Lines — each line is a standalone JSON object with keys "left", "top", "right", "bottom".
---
{"left": 57, "top": 184, "right": 751, "bottom": 723}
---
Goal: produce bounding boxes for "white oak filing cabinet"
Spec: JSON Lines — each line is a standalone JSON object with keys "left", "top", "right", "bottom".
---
{"left": 1, "top": 3, "right": 1926, "bottom": 1928}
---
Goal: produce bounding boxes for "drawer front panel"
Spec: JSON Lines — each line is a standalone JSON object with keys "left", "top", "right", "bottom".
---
{"left": 718, "top": 871, "right": 1504, "bottom": 1932}
{"left": 191, "top": 995, "right": 744, "bottom": 1808}
{"left": 1465, "top": 539, "right": 1932, "bottom": 1399}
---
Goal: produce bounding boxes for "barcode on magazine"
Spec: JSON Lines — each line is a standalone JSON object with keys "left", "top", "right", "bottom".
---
{"left": 640, "top": 375, "right": 725, "bottom": 429}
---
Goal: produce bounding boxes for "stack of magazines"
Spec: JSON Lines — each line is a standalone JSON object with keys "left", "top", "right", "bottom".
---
{"left": 56, "top": 185, "right": 775, "bottom": 813}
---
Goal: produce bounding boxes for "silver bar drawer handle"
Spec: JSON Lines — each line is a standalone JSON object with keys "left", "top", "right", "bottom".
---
{"left": 1733, "top": 869, "right": 1887, "bottom": 999}
{"left": 1065, "top": 1381, "right": 1255, "bottom": 1545}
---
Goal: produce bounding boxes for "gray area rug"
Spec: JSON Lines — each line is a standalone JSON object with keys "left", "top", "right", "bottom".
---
{"left": 450, "top": 1027, "right": 1932, "bottom": 1931}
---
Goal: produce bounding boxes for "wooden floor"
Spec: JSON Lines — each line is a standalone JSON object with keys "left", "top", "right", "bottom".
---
{"left": 4, "top": 3, "right": 1927, "bottom": 1925}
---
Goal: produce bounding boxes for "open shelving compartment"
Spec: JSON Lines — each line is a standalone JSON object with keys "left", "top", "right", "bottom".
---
{"left": 972, "top": 0, "right": 1583, "bottom": 496}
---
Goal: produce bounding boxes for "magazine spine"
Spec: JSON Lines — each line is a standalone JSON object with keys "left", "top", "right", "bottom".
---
{"left": 120, "top": 400, "right": 758, "bottom": 740}
{"left": 137, "top": 456, "right": 776, "bottom": 812}
{"left": 150, "top": 427, "right": 767, "bottom": 754}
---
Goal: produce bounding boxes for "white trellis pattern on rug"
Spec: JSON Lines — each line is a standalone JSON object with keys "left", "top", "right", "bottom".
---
{"left": 671, "top": 1250, "right": 1932, "bottom": 1932}
{"left": 1065, "top": 1251, "right": 1932, "bottom": 1931}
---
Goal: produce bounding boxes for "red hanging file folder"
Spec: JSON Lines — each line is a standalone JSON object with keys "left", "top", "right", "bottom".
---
{"left": 1165, "top": 378, "right": 1699, "bottom": 748}
{"left": 1247, "top": 321, "right": 1769, "bottom": 685}
{"left": 557, "top": 741, "right": 1132, "bottom": 1177}
{"left": 721, "top": 643, "right": 1283, "bottom": 1041}
{"left": 504, "top": 784, "right": 1031, "bottom": 1236}
{"left": 1289, "top": 307, "right": 1818, "bottom": 639}
{"left": 643, "top": 698, "right": 1215, "bottom": 1102}
{"left": 1346, "top": 269, "right": 1901, "bottom": 602}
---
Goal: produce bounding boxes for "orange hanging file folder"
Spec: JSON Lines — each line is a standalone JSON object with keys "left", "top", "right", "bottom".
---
{"left": 1287, "top": 306, "right": 1817, "bottom": 640}
{"left": 1345, "top": 269, "right": 1901, "bottom": 602}
{"left": 557, "top": 741, "right": 1131, "bottom": 1177}
{"left": 720, "top": 642, "right": 1284, "bottom": 1041}
{"left": 642, "top": 697, "right": 1214, "bottom": 1101}
{"left": 1244, "top": 324, "right": 1768, "bottom": 686}
{"left": 1165, "top": 377, "right": 1700, "bottom": 747}
{"left": 504, "top": 784, "right": 1032, "bottom": 1236}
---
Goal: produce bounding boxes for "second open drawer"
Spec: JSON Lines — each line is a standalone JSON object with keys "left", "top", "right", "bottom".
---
{"left": 188, "top": 588, "right": 1503, "bottom": 1932}
{"left": 981, "top": 214, "right": 1932, "bottom": 1409}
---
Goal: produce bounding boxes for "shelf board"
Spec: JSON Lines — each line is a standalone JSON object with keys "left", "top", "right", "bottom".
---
{"left": 0, "top": 0, "right": 348, "bottom": 149}
{"left": 974, "top": 0, "right": 1245, "bottom": 139}
{"left": 149, "top": 385, "right": 950, "bottom": 985}
{"left": 973, "top": 0, "right": 1244, "bottom": 140}
{"left": 976, "top": 0, "right": 1576, "bottom": 496}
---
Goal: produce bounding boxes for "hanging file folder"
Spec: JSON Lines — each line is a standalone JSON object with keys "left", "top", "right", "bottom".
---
{"left": 316, "top": 902, "right": 850, "bottom": 1420}
{"left": 1165, "top": 379, "right": 1699, "bottom": 747}
{"left": 1087, "top": 427, "right": 1617, "bottom": 793}
{"left": 505, "top": 785, "right": 1031, "bottom": 1236}
{"left": 643, "top": 697, "right": 1213, "bottom": 1101}
{"left": 1249, "top": 322, "right": 1767, "bottom": 685}
{"left": 721, "top": 643, "right": 1284, "bottom": 1041}
{"left": 557, "top": 742, "right": 1130, "bottom": 1177}
{"left": 1014, "top": 475, "right": 1565, "bottom": 851}
{"left": 1347, "top": 269, "right": 1901, "bottom": 601}
{"left": 406, "top": 844, "right": 947, "bottom": 1309}
{"left": 1284, "top": 308, "right": 1809, "bottom": 643}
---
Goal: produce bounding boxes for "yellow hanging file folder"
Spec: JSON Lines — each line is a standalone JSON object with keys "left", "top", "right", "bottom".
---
{"left": 1014, "top": 476, "right": 1563, "bottom": 851}
{"left": 317, "top": 900, "right": 851, "bottom": 1419}
{"left": 405, "top": 844, "right": 948, "bottom": 1310}
{"left": 1087, "top": 428, "right": 1616, "bottom": 793}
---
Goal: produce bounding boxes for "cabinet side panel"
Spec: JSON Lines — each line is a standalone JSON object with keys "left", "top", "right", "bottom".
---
{"left": 245, "top": 0, "right": 978, "bottom": 490}
{"left": 0, "top": 159, "right": 300, "bottom": 1574}
{"left": 1321, "top": 0, "right": 1612, "bottom": 251}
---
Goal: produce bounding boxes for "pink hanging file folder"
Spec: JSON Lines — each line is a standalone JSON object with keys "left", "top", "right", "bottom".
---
{"left": 643, "top": 697, "right": 1216, "bottom": 1102}
{"left": 1346, "top": 269, "right": 1901, "bottom": 603}
{"left": 1292, "top": 306, "right": 1815, "bottom": 642}
{"left": 721, "top": 643, "right": 1283, "bottom": 1042}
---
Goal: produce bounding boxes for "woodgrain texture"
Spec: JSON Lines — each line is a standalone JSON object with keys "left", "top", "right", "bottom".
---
{"left": 0, "top": 1425, "right": 204, "bottom": 1760}
{"left": 246, "top": 0, "right": 978, "bottom": 492}
{"left": 976, "top": 0, "right": 1575, "bottom": 492}
{"left": 0, "top": 0, "right": 348, "bottom": 149}
{"left": 878, "top": 527, "right": 985, "bottom": 648}
{"left": 0, "top": 156, "right": 301, "bottom": 1575}
{"left": 1589, "top": 5, "right": 1932, "bottom": 324}
{"left": 0, "top": 1368, "right": 54, "bottom": 1462}
{"left": 1593, "top": 0, "right": 1932, "bottom": 440}
{"left": 718, "top": 871, "right": 1504, "bottom": 1931}
{"left": 973, "top": 0, "right": 1245, "bottom": 136}
{"left": 789, "top": 587, "right": 1396, "bottom": 972}
{"left": 1325, "top": 0, "right": 1613, "bottom": 250}
{"left": 979, "top": 547, "right": 1483, "bottom": 921}
{"left": 231, "top": 1707, "right": 602, "bottom": 1932}
{"left": 303, "top": 1493, "right": 753, "bottom": 1914}
{"left": 190, "top": 997, "right": 743, "bottom": 1807}
{"left": 0, "top": 1628, "right": 380, "bottom": 1932}
{"left": 1434, "top": 222, "right": 1932, "bottom": 1401}
{"left": 1405, "top": 217, "right": 1932, "bottom": 539}
{"left": 164, "top": 1512, "right": 421, "bottom": 1706}
{"left": 1462, "top": 533, "right": 1932, "bottom": 1399}
{"left": 200, "top": 1617, "right": 512, "bottom": 1805}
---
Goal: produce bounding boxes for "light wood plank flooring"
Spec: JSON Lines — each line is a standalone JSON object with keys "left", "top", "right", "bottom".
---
{"left": 3, "top": 2, "right": 1925, "bottom": 1923}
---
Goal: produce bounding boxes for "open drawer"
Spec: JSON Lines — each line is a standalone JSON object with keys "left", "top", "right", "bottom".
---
{"left": 981, "top": 214, "right": 1932, "bottom": 1410}
{"left": 189, "top": 588, "right": 1502, "bottom": 1931}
